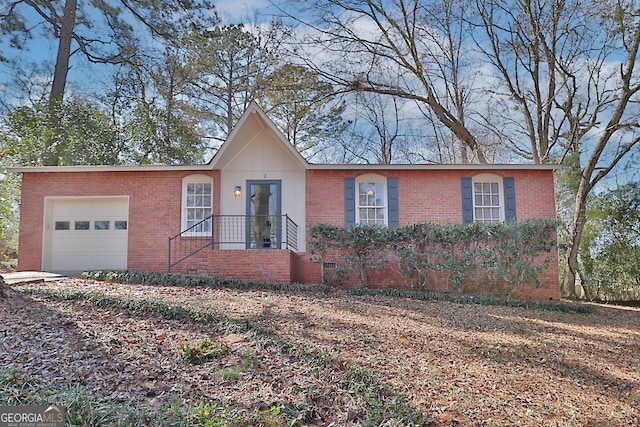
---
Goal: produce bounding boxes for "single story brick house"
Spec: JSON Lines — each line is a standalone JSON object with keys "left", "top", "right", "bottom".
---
{"left": 10, "top": 102, "right": 560, "bottom": 298}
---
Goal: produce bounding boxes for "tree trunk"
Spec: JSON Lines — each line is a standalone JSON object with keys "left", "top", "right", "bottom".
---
{"left": 429, "top": 100, "right": 487, "bottom": 164}
{"left": 561, "top": 43, "right": 640, "bottom": 298}
{"left": 560, "top": 186, "right": 589, "bottom": 298}
{"left": 44, "top": 0, "right": 77, "bottom": 166}
{"left": 578, "top": 273, "right": 595, "bottom": 301}
{"left": 0, "top": 276, "right": 8, "bottom": 299}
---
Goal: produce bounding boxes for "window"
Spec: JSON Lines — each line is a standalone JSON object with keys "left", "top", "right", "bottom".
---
{"left": 55, "top": 221, "right": 70, "bottom": 230}
{"left": 474, "top": 181, "right": 502, "bottom": 223}
{"left": 345, "top": 175, "right": 398, "bottom": 227}
{"left": 186, "top": 183, "right": 212, "bottom": 232}
{"left": 182, "top": 175, "right": 213, "bottom": 235}
{"left": 462, "top": 175, "right": 515, "bottom": 224}
{"left": 95, "top": 221, "right": 110, "bottom": 230}
{"left": 472, "top": 174, "right": 504, "bottom": 223}
{"left": 114, "top": 221, "right": 128, "bottom": 230}
{"left": 354, "top": 174, "right": 388, "bottom": 226}
{"left": 75, "top": 221, "right": 90, "bottom": 230}
{"left": 357, "top": 181, "right": 386, "bottom": 225}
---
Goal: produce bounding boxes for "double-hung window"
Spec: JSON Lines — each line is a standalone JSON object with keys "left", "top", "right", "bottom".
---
{"left": 345, "top": 174, "right": 398, "bottom": 227}
{"left": 462, "top": 174, "right": 515, "bottom": 224}
{"left": 473, "top": 180, "right": 502, "bottom": 223}
{"left": 182, "top": 175, "right": 213, "bottom": 235}
{"left": 357, "top": 181, "right": 386, "bottom": 225}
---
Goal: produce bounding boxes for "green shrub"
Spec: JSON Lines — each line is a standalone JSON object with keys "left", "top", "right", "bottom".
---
{"left": 392, "top": 222, "right": 485, "bottom": 292}
{"left": 82, "top": 270, "right": 330, "bottom": 293}
{"left": 309, "top": 223, "right": 349, "bottom": 286}
{"left": 179, "top": 338, "right": 228, "bottom": 365}
{"left": 482, "top": 218, "right": 558, "bottom": 296}
{"left": 310, "top": 223, "right": 392, "bottom": 287}
{"left": 311, "top": 219, "right": 559, "bottom": 296}
{"left": 0, "top": 258, "right": 17, "bottom": 270}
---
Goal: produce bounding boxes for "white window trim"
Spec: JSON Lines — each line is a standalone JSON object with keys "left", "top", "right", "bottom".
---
{"left": 181, "top": 174, "right": 214, "bottom": 236}
{"left": 472, "top": 173, "right": 504, "bottom": 223}
{"left": 355, "top": 173, "right": 388, "bottom": 226}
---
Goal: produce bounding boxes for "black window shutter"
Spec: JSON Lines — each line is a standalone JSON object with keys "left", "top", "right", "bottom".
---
{"left": 461, "top": 177, "right": 473, "bottom": 224}
{"left": 344, "top": 178, "right": 356, "bottom": 226}
{"left": 504, "top": 177, "right": 516, "bottom": 221}
{"left": 387, "top": 177, "right": 399, "bottom": 227}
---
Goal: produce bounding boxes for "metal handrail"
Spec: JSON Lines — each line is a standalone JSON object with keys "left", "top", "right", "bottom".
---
{"left": 168, "top": 214, "right": 298, "bottom": 272}
{"left": 285, "top": 215, "right": 298, "bottom": 251}
{"left": 168, "top": 215, "right": 214, "bottom": 271}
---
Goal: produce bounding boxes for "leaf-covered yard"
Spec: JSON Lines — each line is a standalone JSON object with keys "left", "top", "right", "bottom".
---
{"left": 1, "top": 277, "right": 639, "bottom": 426}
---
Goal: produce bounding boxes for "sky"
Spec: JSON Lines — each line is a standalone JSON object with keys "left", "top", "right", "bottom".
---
{"left": 0, "top": 0, "right": 286, "bottom": 106}
{"left": 214, "top": 0, "right": 273, "bottom": 22}
{"left": 0, "top": 0, "right": 638, "bottom": 183}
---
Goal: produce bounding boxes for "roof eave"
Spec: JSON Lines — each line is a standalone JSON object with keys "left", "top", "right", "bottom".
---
{"left": 306, "top": 163, "right": 560, "bottom": 170}
{"left": 6, "top": 164, "right": 214, "bottom": 173}
{"left": 7, "top": 162, "right": 560, "bottom": 174}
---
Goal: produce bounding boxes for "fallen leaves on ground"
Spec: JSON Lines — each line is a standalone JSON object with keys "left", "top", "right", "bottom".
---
{"left": 2, "top": 278, "right": 639, "bottom": 426}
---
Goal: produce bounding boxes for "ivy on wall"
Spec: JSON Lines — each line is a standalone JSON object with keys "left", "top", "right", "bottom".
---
{"left": 310, "top": 219, "right": 558, "bottom": 297}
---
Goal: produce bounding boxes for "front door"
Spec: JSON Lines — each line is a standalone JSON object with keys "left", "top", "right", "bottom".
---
{"left": 246, "top": 180, "right": 281, "bottom": 249}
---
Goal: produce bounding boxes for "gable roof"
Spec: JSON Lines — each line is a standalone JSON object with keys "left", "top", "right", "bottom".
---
{"left": 208, "top": 101, "right": 309, "bottom": 170}
{"left": 7, "top": 102, "right": 558, "bottom": 173}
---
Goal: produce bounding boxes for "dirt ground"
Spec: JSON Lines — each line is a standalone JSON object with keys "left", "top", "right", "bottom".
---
{"left": 1, "top": 277, "right": 639, "bottom": 426}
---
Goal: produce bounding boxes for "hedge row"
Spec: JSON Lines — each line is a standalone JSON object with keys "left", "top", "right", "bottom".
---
{"left": 82, "top": 270, "right": 330, "bottom": 293}
{"left": 310, "top": 219, "right": 558, "bottom": 296}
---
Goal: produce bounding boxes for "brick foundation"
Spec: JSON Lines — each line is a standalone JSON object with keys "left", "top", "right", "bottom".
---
{"left": 171, "top": 249, "right": 300, "bottom": 284}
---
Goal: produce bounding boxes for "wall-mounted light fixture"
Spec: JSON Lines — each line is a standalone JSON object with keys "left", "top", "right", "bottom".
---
{"left": 234, "top": 185, "right": 242, "bottom": 198}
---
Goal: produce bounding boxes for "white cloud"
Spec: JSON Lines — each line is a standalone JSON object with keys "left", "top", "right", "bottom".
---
{"left": 214, "top": 0, "right": 272, "bottom": 24}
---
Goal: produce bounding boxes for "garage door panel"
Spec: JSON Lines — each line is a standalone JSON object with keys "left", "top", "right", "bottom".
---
{"left": 50, "top": 252, "right": 128, "bottom": 271}
{"left": 46, "top": 198, "right": 129, "bottom": 271}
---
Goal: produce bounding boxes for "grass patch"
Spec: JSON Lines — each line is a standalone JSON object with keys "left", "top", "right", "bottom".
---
{"left": 24, "top": 288, "right": 427, "bottom": 426}
{"left": 81, "top": 270, "right": 330, "bottom": 293}
{"left": 179, "top": 338, "right": 229, "bottom": 365}
{"left": 0, "top": 368, "right": 179, "bottom": 426}
{"left": 349, "top": 287, "right": 596, "bottom": 313}
{"left": 0, "top": 368, "right": 297, "bottom": 426}
{"left": 218, "top": 353, "right": 255, "bottom": 381}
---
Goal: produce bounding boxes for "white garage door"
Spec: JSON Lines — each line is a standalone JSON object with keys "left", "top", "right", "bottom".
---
{"left": 46, "top": 198, "right": 129, "bottom": 272}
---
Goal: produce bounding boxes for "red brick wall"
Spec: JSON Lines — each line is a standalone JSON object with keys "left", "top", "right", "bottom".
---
{"left": 304, "top": 168, "right": 556, "bottom": 225}
{"left": 17, "top": 167, "right": 559, "bottom": 299}
{"left": 303, "top": 168, "right": 560, "bottom": 299}
{"left": 171, "top": 249, "right": 299, "bottom": 284}
{"left": 17, "top": 170, "right": 220, "bottom": 273}
{"left": 16, "top": 173, "right": 45, "bottom": 271}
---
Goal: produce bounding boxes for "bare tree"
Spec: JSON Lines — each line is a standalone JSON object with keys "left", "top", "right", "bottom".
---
{"left": 474, "top": 0, "right": 595, "bottom": 164}
{"left": 350, "top": 93, "right": 406, "bottom": 164}
{"left": 475, "top": 0, "right": 640, "bottom": 296}
{"left": 290, "top": 0, "right": 640, "bottom": 297}
{"left": 287, "top": 0, "right": 489, "bottom": 163}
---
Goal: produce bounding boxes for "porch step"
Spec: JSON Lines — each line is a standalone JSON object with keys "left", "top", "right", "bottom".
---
{"left": 185, "top": 261, "right": 209, "bottom": 276}
{"left": 185, "top": 269, "right": 211, "bottom": 275}
{"left": 169, "top": 214, "right": 298, "bottom": 273}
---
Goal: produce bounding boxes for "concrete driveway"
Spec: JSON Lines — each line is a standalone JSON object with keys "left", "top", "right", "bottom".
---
{"left": 1, "top": 271, "right": 67, "bottom": 285}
